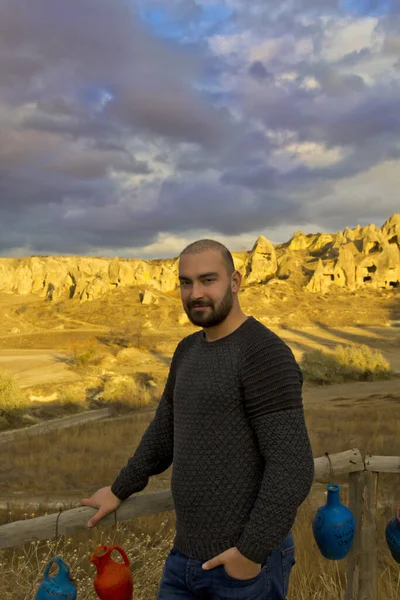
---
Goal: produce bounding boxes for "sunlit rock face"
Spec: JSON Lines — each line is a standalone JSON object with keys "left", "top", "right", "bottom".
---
{"left": 0, "top": 214, "right": 399, "bottom": 301}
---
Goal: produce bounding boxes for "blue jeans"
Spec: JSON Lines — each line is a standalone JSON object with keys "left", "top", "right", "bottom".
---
{"left": 156, "top": 531, "right": 296, "bottom": 599}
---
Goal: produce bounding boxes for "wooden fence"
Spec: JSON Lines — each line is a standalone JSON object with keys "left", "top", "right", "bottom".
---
{"left": 0, "top": 448, "right": 399, "bottom": 600}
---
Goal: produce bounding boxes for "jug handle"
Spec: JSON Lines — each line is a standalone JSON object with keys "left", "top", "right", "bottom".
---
{"left": 44, "top": 558, "right": 59, "bottom": 579}
{"left": 89, "top": 544, "right": 108, "bottom": 562}
{"left": 109, "top": 545, "right": 130, "bottom": 566}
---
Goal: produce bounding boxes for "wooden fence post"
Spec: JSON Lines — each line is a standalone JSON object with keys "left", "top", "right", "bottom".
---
{"left": 359, "top": 470, "right": 378, "bottom": 600}
{"left": 344, "top": 467, "right": 379, "bottom": 600}
{"left": 345, "top": 471, "right": 364, "bottom": 600}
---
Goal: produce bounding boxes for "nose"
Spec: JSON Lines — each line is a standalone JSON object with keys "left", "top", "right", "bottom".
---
{"left": 189, "top": 281, "right": 204, "bottom": 301}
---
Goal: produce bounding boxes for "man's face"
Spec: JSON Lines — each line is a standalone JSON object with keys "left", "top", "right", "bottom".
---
{"left": 178, "top": 250, "right": 234, "bottom": 328}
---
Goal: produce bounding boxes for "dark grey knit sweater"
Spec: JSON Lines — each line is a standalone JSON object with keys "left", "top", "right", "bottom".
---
{"left": 111, "top": 316, "right": 314, "bottom": 564}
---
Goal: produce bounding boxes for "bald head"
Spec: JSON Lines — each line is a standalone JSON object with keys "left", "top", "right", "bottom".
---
{"left": 179, "top": 239, "right": 235, "bottom": 276}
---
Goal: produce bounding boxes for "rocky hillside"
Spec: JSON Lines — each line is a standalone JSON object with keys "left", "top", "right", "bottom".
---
{"left": 0, "top": 214, "right": 399, "bottom": 302}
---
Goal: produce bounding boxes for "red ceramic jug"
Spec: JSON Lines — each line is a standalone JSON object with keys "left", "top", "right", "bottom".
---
{"left": 90, "top": 544, "right": 134, "bottom": 600}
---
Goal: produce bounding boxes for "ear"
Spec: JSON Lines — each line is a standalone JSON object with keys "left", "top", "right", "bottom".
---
{"left": 231, "top": 269, "right": 242, "bottom": 293}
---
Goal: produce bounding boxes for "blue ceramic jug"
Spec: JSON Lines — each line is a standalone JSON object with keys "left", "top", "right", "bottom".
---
{"left": 312, "top": 483, "right": 355, "bottom": 560}
{"left": 385, "top": 505, "right": 400, "bottom": 563}
{"left": 35, "top": 556, "right": 77, "bottom": 600}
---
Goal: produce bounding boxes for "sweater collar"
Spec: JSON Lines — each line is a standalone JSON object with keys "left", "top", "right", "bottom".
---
{"left": 200, "top": 316, "right": 254, "bottom": 345}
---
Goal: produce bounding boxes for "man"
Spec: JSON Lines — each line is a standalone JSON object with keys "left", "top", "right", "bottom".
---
{"left": 81, "top": 239, "right": 315, "bottom": 599}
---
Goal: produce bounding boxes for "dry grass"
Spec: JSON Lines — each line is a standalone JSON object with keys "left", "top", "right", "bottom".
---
{"left": 0, "top": 369, "right": 27, "bottom": 412}
{"left": 101, "top": 375, "right": 154, "bottom": 410}
{"left": 1, "top": 394, "right": 400, "bottom": 495}
{"left": 0, "top": 508, "right": 176, "bottom": 600}
{"left": 1, "top": 399, "right": 400, "bottom": 599}
{"left": 0, "top": 411, "right": 163, "bottom": 494}
{"left": 0, "top": 501, "right": 399, "bottom": 599}
{"left": 301, "top": 343, "right": 393, "bottom": 384}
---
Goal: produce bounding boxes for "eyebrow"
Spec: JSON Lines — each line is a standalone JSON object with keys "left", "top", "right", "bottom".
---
{"left": 178, "top": 272, "right": 219, "bottom": 281}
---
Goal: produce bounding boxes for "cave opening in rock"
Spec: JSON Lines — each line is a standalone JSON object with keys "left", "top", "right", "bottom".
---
{"left": 369, "top": 241, "right": 380, "bottom": 253}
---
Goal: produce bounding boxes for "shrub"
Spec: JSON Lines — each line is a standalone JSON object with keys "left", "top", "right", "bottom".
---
{"left": 70, "top": 344, "right": 102, "bottom": 369}
{"left": 98, "top": 325, "right": 145, "bottom": 350}
{"left": 0, "top": 369, "right": 26, "bottom": 410}
{"left": 101, "top": 376, "right": 152, "bottom": 409}
{"left": 301, "top": 344, "right": 393, "bottom": 385}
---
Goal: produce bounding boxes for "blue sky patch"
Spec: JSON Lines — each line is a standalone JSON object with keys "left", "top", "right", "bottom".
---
{"left": 139, "top": 2, "right": 234, "bottom": 41}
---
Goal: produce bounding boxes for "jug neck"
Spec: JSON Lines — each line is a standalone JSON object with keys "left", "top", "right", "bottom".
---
{"left": 57, "top": 559, "right": 69, "bottom": 575}
{"left": 95, "top": 555, "right": 110, "bottom": 573}
{"left": 326, "top": 484, "right": 341, "bottom": 507}
{"left": 91, "top": 546, "right": 111, "bottom": 573}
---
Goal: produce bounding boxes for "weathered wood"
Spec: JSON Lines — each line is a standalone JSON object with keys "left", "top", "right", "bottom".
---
{"left": 344, "top": 471, "right": 364, "bottom": 600}
{"left": 365, "top": 455, "right": 400, "bottom": 473}
{"left": 0, "top": 489, "right": 175, "bottom": 549}
{"left": 359, "top": 471, "right": 378, "bottom": 600}
{"left": 314, "top": 448, "right": 364, "bottom": 482}
{"left": 0, "top": 408, "right": 113, "bottom": 446}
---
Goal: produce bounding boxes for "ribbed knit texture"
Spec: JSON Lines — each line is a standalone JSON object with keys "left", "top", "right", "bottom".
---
{"left": 111, "top": 316, "right": 314, "bottom": 564}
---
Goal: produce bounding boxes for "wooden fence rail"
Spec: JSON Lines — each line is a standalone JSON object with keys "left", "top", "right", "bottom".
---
{"left": 0, "top": 447, "right": 399, "bottom": 600}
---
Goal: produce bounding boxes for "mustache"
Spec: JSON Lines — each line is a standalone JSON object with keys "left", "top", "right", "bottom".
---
{"left": 189, "top": 302, "right": 211, "bottom": 308}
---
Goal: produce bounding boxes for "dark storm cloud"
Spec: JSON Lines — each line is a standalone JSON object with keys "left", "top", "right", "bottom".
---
{"left": 0, "top": 0, "right": 399, "bottom": 255}
{"left": 248, "top": 61, "right": 273, "bottom": 81}
{"left": 21, "top": 110, "right": 120, "bottom": 140}
{"left": 144, "top": 178, "right": 301, "bottom": 236}
{"left": 220, "top": 165, "right": 278, "bottom": 190}
{"left": 308, "top": 65, "right": 366, "bottom": 96}
{"left": 0, "top": 0, "right": 235, "bottom": 252}
{"left": 46, "top": 151, "right": 151, "bottom": 180}
{"left": 0, "top": 0, "right": 230, "bottom": 132}
{"left": 246, "top": 77, "right": 400, "bottom": 148}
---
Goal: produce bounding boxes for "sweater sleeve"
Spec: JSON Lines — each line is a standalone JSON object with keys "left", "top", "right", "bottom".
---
{"left": 110, "top": 340, "right": 184, "bottom": 501}
{"left": 235, "top": 333, "right": 314, "bottom": 563}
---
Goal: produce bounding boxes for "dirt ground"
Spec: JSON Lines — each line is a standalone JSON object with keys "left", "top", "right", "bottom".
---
{"left": 1, "top": 324, "right": 399, "bottom": 390}
{"left": 0, "top": 283, "right": 398, "bottom": 408}
{"left": 0, "top": 349, "right": 79, "bottom": 388}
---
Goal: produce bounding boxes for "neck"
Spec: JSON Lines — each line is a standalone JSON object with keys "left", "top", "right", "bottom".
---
{"left": 203, "top": 307, "right": 248, "bottom": 342}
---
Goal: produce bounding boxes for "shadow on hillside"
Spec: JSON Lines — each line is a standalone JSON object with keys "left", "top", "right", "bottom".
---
{"left": 147, "top": 350, "right": 172, "bottom": 366}
{"left": 312, "top": 321, "right": 390, "bottom": 346}
{"left": 281, "top": 323, "right": 393, "bottom": 356}
{"left": 388, "top": 290, "right": 400, "bottom": 325}
{"left": 52, "top": 354, "right": 75, "bottom": 365}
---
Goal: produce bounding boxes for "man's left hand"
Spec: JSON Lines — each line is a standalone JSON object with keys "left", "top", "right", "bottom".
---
{"left": 202, "top": 547, "right": 262, "bottom": 580}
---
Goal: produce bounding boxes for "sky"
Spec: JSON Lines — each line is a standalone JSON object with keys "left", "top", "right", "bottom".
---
{"left": 0, "top": 0, "right": 399, "bottom": 259}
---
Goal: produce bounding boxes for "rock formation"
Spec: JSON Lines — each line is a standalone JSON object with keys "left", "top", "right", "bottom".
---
{"left": 305, "top": 214, "right": 400, "bottom": 293}
{"left": 243, "top": 235, "right": 277, "bottom": 284}
{"left": 0, "top": 213, "right": 398, "bottom": 301}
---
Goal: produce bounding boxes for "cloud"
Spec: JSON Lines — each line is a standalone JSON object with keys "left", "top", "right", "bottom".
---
{"left": 248, "top": 61, "right": 273, "bottom": 80}
{"left": 0, "top": 0, "right": 399, "bottom": 257}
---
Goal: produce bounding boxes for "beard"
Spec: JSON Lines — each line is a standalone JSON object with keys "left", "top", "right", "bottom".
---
{"left": 184, "top": 285, "right": 234, "bottom": 328}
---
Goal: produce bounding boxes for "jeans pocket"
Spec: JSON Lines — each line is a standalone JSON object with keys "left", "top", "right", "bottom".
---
{"left": 281, "top": 545, "right": 296, "bottom": 597}
{"left": 222, "top": 563, "right": 267, "bottom": 585}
